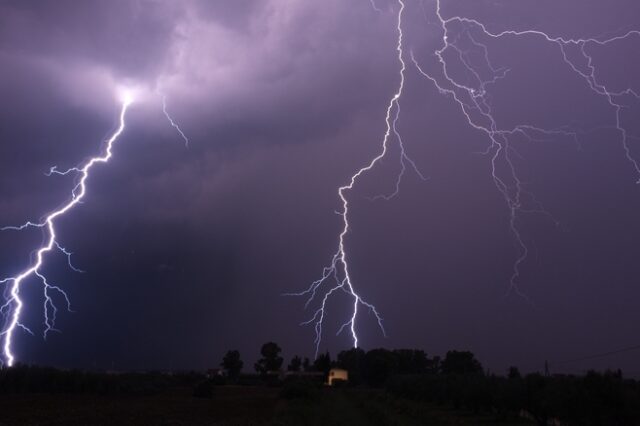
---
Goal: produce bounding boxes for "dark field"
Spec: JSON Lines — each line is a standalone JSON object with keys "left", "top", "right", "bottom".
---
{"left": 2, "top": 350, "right": 639, "bottom": 426}
{"left": 0, "top": 386, "right": 532, "bottom": 426}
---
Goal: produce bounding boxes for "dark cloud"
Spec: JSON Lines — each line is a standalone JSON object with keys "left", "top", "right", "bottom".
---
{"left": 1, "top": 0, "right": 640, "bottom": 375}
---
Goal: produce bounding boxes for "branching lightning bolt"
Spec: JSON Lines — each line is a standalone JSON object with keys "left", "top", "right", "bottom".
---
{"left": 0, "top": 96, "right": 133, "bottom": 367}
{"left": 287, "top": 0, "right": 426, "bottom": 357}
{"left": 289, "top": 0, "right": 640, "bottom": 355}
{"left": 406, "top": 0, "right": 640, "bottom": 299}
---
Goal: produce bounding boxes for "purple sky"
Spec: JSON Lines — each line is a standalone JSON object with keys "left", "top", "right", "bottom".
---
{"left": 1, "top": 0, "right": 640, "bottom": 375}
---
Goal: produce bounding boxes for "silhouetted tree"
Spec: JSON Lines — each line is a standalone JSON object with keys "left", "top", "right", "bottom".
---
{"left": 221, "top": 350, "right": 243, "bottom": 379}
{"left": 508, "top": 366, "right": 521, "bottom": 379}
{"left": 336, "top": 348, "right": 365, "bottom": 370}
{"left": 313, "top": 352, "right": 332, "bottom": 377}
{"left": 441, "top": 350, "right": 483, "bottom": 375}
{"left": 336, "top": 348, "right": 365, "bottom": 383}
{"left": 302, "top": 357, "right": 311, "bottom": 372}
{"left": 394, "top": 349, "right": 428, "bottom": 375}
{"left": 254, "top": 342, "right": 283, "bottom": 374}
{"left": 427, "top": 355, "right": 441, "bottom": 374}
{"left": 287, "top": 355, "right": 302, "bottom": 372}
{"left": 363, "top": 348, "right": 397, "bottom": 386}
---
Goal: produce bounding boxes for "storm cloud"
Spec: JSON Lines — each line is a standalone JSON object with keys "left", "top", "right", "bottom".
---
{"left": 1, "top": 0, "right": 640, "bottom": 375}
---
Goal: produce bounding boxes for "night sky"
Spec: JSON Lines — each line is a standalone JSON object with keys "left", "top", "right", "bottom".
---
{"left": 1, "top": 0, "right": 640, "bottom": 376}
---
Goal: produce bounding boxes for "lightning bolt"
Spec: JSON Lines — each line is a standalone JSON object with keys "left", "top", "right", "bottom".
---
{"left": 407, "top": 0, "right": 640, "bottom": 299}
{"left": 161, "top": 95, "right": 190, "bottom": 147}
{"left": 432, "top": 7, "right": 640, "bottom": 179}
{"left": 0, "top": 95, "right": 133, "bottom": 367}
{"left": 287, "top": 0, "right": 426, "bottom": 357}
{"left": 290, "top": 0, "right": 640, "bottom": 355}
{"left": 369, "top": 0, "right": 382, "bottom": 13}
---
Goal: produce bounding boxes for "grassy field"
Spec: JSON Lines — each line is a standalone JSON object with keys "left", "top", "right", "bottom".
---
{"left": 276, "top": 388, "right": 533, "bottom": 426}
{"left": 0, "top": 386, "right": 534, "bottom": 425}
{"left": 0, "top": 386, "right": 275, "bottom": 425}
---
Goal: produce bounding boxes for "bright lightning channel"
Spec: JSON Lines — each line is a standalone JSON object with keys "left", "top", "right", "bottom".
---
{"left": 0, "top": 95, "right": 133, "bottom": 367}
{"left": 291, "top": 0, "right": 640, "bottom": 355}
{"left": 287, "top": 0, "right": 425, "bottom": 357}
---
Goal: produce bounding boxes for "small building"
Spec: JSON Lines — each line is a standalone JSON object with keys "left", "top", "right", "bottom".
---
{"left": 206, "top": 368, "right": 225, "bottom": 378}
{"left": 327, "top": 368, "right": 348, "bottom": 386}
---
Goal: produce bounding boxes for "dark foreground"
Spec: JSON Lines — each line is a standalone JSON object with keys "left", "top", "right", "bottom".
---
{"left": 0, "top": 386, "right": 532, "bottom": 426}
{"left": 2, "top": 357, "right": 640, "bottom": 425}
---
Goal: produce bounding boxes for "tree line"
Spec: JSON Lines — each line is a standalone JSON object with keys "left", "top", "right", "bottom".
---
{"left": 2, "top": 343, "right": 640, "bottom": 425}
{"left": 221, "top": 341, "right": 481, "bottom": 385}
{"left": 219, "top": 342, "right": 640, "bottom": 425}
